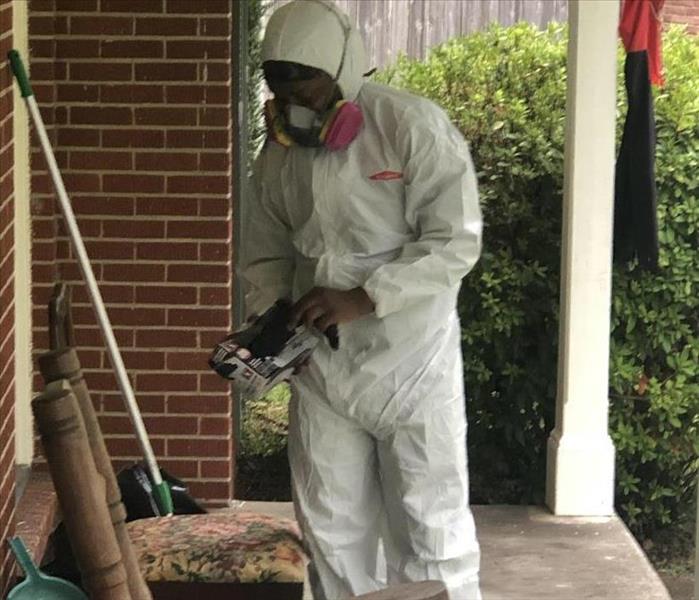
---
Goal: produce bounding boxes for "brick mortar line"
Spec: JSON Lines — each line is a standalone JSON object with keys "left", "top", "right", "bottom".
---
{"left": 49, "top": 238, "right": 233, "bottom": 243}
{"left": 47, "top": 215, "right": 232, "bottom": 221}
{"left": 62, "top": 304, "right": 232, "bottom": 310}
{"left": 31, "top": 13, "right": 231, "bottom": 19}
{"left": 47, "top": 149, "right": 231, "bottom": 154}
{"left": 80, "top": 348, "right": 229, "bottom": 354}
{"left": 102, "top": 413, "right": 231, "bottom": 418}
{"left": 30, "top": 327, "right": 232, "bottom": 333}
{"left": 33, "top": 282, "right": 230, "bottom": 288}
{"left": 0, "top": 261, "right": 16, "bottom": 287}
{"left": 0, "top": 121, "right": 14, "bottom": 137}
{"left": 0, "top": 481, "right": 15, "bottom": 520}
{"left": 0, "top": 253, "right": 15, "bottom": 274}
{"left": 0, "top": 441, "right": 13, "bottom": 469}
{"left": 32, "top": 351, "right": 226, "bottom": 357}
{"left": 0, "top": 321, "right": 14, "bottom": 346}
{"left": 35, "top": 259, "right": 232, "bottom": 265}
{"left": 0, "top": 386, "right": 14, "bottom": 407}
{"left": 32, "top": 35, "right": 231, "bottom": 42}
{"left": 0, "top": 358, "right": 14, "bottom": 382}
{"left": 58, "top": 308, "right": 232, "bottom": 313}
{"left": 111, "top": 392, "right": 230, "bottom": 397}
{"left": 0, "top": 292, "right": 13, "bottom": 322}
{"left": 105, "top": 433, "right": 230, "bottom": 440}
{"left": 40, "top": 58, "right": 231, "bottom": 63}
{"left": 110, "top": 461, "right": 231, "bottom": 473}
{"left": 0, "top": 168, "right": 15, "bottom": 185}
{"left": 27, "top": 122, "right": 232, "bottom": 129}
{"left": 31, "top": 198, "right": 231, "bottom": 204}
{"left": 0, "top": 213, "right": 14, "bottom": 241}
{"left": 84, "top": 369, "right": 225, "bottom": 374}
{"left": 0, "top": 329, "right": 14, "bottom": 356}
{"left": 33, "top": 329, "right": 231, "bottom": 335}
{"left": 0, "top": 356, "right": 15, "bottom": 391}
{"left": 32, "top": 196, "right": 232, "bottom": 202}
{"left": 0, "top": 405, "right": 14, "bottom": 433}
{"left": 61, "top": 170, "right": 230, "bottom": 175}
{"left": 29, "top": 123, "right": 231, "bottom": 130}
{"left": 0, "top": 407, "right": 15, "bottom": 444}
{"left": 52, "top": 103, "right": 232, "bottom": 108}
{"left": 123, "top": 390, "right": 230, "bottom": 396}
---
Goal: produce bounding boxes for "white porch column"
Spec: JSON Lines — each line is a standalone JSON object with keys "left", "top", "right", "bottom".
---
{"left": 545, "top": 0, "right": 619, "bottom": 516}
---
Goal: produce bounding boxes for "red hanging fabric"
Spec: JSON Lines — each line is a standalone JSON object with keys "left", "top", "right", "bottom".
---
{"left": 618, "top": 0, "right": 665, "bottom": 85}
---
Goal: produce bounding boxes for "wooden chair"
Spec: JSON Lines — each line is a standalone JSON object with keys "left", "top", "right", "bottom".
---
{"left": 32, "top": 380, "right": 131, "bottom": 600}
{"left": 41, "top": 284, "right": 152, "bottom": 600}
{"left": 40, "top": 284, "right": 306, "bottom": 600}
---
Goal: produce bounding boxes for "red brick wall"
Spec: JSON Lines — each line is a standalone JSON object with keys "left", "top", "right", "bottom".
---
{"left": 28, "top": 0, "right": 234, "bottom": 505}
{"left": 664, "top": 0, "right": 699, "bottom": 34}
{"left": 0, "top": 0, "right": 17, "bottom": 593}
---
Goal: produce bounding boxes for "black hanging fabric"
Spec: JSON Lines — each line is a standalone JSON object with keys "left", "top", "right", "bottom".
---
{"left": 613, "top": 49, "right": 659, "bottom": 270}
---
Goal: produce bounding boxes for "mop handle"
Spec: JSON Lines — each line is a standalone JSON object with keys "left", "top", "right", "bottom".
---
{"left": 8, "top": 537, "right": 41, "bottom": 581}
{"left": 8, "top": 50, "right": 173, "bottom": 516}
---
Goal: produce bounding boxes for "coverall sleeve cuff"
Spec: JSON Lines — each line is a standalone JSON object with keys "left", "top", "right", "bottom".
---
{"left": 362, "top": 277, "right": 394, "bottom": 319}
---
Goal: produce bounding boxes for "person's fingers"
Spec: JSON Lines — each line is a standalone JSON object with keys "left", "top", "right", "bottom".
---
{"left": 325, "top": 324, "right": 339, "bottom": 350}
{"left": 293, "top": 356, "right": 311, "bottom": 374}
{"left": 315, "top": 312, "right": 338, "bottom": 333}
{"left": 302, "top": 305, "right": 327, "bottom": 330}
{"left": 291, "top": 289, "right": 322, "bottom": 327}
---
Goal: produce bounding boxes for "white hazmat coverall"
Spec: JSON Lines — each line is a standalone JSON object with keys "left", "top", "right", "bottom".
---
{"left": 241, "top": 1, "right": 483, "bottom": 598}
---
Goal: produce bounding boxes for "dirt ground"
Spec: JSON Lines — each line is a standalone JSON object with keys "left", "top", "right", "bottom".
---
{"left": 659, "top": 572, "right": 694, "bottom": 600}
{"left": 235, "top": 449, "right": 292, "bottom": 501}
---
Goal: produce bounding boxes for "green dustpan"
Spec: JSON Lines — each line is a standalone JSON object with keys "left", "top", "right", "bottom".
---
{"left": 7, "top": 537, "right": 88, "bottom": 600}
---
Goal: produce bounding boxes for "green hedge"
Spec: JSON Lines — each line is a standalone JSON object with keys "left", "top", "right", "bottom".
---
{"left": 240, "top": 384, "right": 290, "bottom": 458}
{"left": 247, "top": 0, "right": 266, "bottom": 170}
{"left": 377, "top": 24, "right": 699, "bottom": 540}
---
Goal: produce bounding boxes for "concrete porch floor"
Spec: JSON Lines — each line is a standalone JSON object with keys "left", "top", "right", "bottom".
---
{"left": 228, "top": 501, "right": 671, "bottom": 600}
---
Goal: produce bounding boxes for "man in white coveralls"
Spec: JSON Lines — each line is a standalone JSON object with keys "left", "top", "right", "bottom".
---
{"left": 241, "top": 1, "right": 483, "bottom": 598}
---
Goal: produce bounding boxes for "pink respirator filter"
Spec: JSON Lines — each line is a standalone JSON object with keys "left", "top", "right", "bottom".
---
{"left": 324, "top": 102, "right": 364, "bottom": 151}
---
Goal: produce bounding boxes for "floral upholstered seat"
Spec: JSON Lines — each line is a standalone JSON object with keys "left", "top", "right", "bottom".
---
{"left": 127, "top": 512, "right": 306, "bottom": 584}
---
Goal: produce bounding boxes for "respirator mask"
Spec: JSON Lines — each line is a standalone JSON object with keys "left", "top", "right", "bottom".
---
{"left": 263, "top": 8, "right": 364, "bottom": 151}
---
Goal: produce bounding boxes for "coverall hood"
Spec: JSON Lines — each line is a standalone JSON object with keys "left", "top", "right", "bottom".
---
{"left": 262, "top": 0, "right": 367, "bottom": 101}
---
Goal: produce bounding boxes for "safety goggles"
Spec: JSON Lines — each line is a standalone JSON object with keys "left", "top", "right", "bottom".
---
{"left": 263, "top": 60, "right": 326, "bottom": 84}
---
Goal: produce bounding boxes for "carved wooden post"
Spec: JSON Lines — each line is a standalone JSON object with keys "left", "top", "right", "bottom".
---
{"left": 33, "top": 380, "right": 131, "bottom": 600}
{"left": 39, "top": 349, "right": 152, "bottom": 600}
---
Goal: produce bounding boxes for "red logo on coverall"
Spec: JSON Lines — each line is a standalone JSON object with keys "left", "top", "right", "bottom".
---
{"left": 369, "top": 170, "right": 403, "bottom": 181}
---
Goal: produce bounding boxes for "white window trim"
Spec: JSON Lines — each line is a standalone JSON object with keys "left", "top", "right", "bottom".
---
{"left": 13, "top": 0, "right": 33, "bottom": 468}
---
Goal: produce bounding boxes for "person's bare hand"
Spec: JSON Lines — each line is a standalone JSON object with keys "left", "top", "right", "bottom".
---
{"left": 293, "top": 355, "right": 311, "bottom": 375}
{"left": 290, "top": 287, "right": 374, "bottom": 333}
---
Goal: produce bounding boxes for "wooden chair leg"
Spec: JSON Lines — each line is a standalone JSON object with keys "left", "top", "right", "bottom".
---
{"left": 33, "top": 380, "right": 131, "bottom": 600}
{"left": 42, "top": 283, "right": 152, "bottom": 600}
{"left": 48, "top": 282, "right": 75, "bottom": 351}
{"left": 39, "top": 348, "right": 153, "bottom": 600}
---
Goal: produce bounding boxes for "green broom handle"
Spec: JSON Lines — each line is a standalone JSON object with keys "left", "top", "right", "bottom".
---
{"left": 7, "top": 50, "right": 33, "bottom": 98}
{"left": 7, "top": 50, "right": 173, "bottom": 516}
